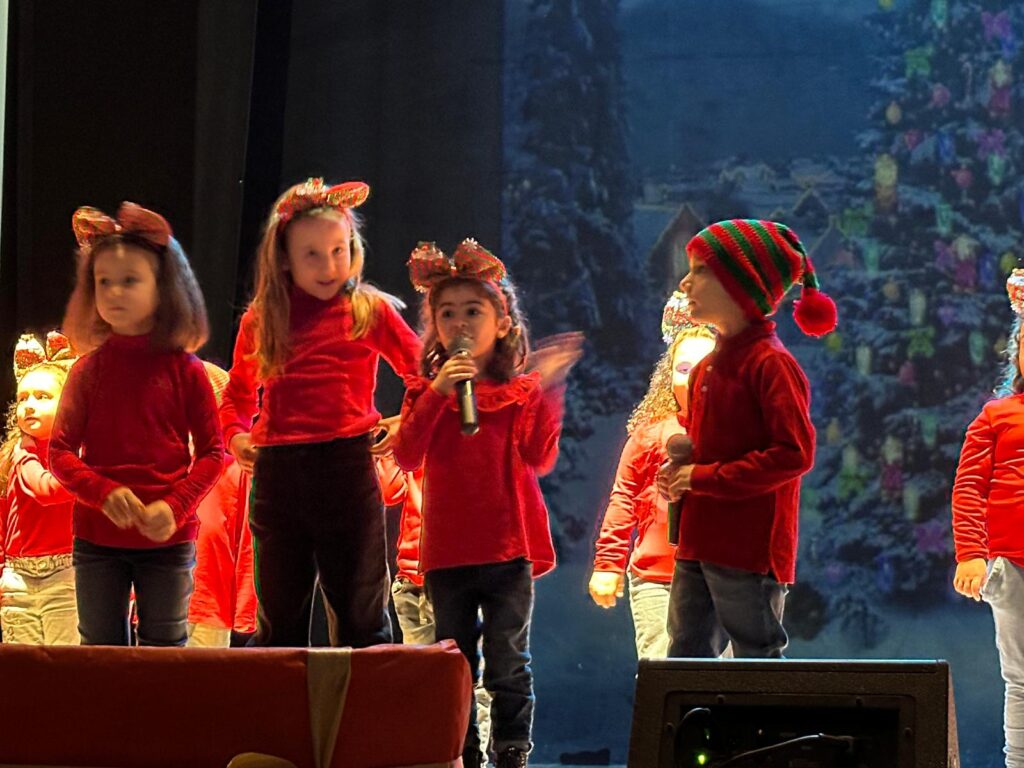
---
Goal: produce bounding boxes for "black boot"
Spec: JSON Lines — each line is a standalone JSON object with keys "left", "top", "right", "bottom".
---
{"left": 494, "top": 747, "right": 528, "bottom": 768}
{"left": 462, "top": 746, "right": 483, "bottom": 768}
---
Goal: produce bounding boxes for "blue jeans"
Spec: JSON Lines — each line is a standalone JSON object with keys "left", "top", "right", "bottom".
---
{"left": 983, "top": 556, "right": 1024, "bottom": 768}
{"left": 426, "top": 559, "right": 534, "bottom": 758}
{"left": 73, "top": 538, "right": 195, "bottom": 647}
{"left": 667, "top": 559, "right": 787, "bottom": 658}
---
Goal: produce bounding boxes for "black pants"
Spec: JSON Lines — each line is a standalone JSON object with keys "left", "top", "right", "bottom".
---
{"left": 249, "top": 435, "right": 392, "bottom": 647}
{"left": 426, "top": 559, "right": 535, "bottom": 757}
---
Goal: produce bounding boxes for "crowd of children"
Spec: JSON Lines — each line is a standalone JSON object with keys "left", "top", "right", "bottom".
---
{"left": 8, "top": 180, "right": 1024, "bottom": 764}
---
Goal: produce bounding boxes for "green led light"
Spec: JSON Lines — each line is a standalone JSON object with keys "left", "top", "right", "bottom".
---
{"left": 695, "top": 752, "right": 709, "bottom": 766}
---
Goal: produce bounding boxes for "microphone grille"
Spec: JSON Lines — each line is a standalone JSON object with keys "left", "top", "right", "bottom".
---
{"left": 448, "top": 335, "right": 473, "bottom": 355}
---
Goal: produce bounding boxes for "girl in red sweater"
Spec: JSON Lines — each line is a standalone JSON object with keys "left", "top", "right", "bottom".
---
{"left": 220, "top": 179, "right": 420, "bottom": 648}
{"left": 50, "top": 202, "right": 223, "bottom": 647}
{"left": 0, "top": 332, "right": 77, "bottom": 644}
{"left": 951, "top": 269, "right": 1024, "bottom": 766}
{"left": 392, "top": 239, "right": 581, "bottom": 768}
{"left": 590, "top": 293, "right": 715, "bottom": 658}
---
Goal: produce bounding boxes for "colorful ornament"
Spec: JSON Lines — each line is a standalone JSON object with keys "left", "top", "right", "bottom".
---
{"left": 1007, "top": 268, "right": 1024, "bottom": 316}
{"left": 909, "top": 288, "right": 927, "bottom": 325}
{"left": 874, "top": 154, "right": 898, "bottom": 213}
{"left": 935, "top": 203, "right": 953, "bottom": 236}
{"left": 839, "top": 207, "right": 871, "bottom": 238}
{"left": 880, "top": 436, "right": 904, "bottom": 500}
{"left": 975, "top": 128, "right": 1006, "bottom": 159}
{"left": 898, "top": 359, "right": 917, "bottom": 387}
{"left": 952, "top": 234, "right": 979, "bottom": 291}
{"left": 862, "top": 239, "right": 881, "bottom": 275}
{"left": 988, "top": 60, "right": 1013, "bottom": 118}
{"left": 950, "top": 163, "right": 974, "bottom": 193}
{"left": 988, "top": 153, "right": 1008, "bottom": 186}
{"left": 878, "top": 0, "right": 893, "bottom": 8}
{"left": 906, "top": 326, "right": 936, "bottom": 358}
{"left": 969, "top": 330, "right": 987, "bottom": 366}
{"left": 856, "top": 344, "right": 873, "bottom": 376}
{"left": 825, "top": 332, "right": 843, "bottom": 355}
{"left": 915, "top": 518, "right": 949, "bottom": 555}
{"left": 937, "top": 303, "right": 957, "bottom": 328}
{"left": 885, "top": 100, "right": 903, "bottom": 125}
{"left": 979, "top": 250, "right": 998, "bottom": 289}
{"left": 936, "top": 131, "right": 956, "bottom": 166}
{"left": 882, "top": 278, "right": 901, "bottom": 302}
{"left": 930, "top": 0, "right": 948, "bottom": 29}
{"left": 826, "top": 418, "right": 842, "bottom": 445}
{"left": 930, "top": 83, "right": 951, "bottom": 108}
{"left": 904, "top": 46, "right": 933, "bottom": 79}
{"left": 1001, "top": 251, "right": 1018, "bottom": 276}
{"left": 918, "top": 412, "right": 938, "bottom": 448}
{"left": 903, "top": 483, "right": 921, "bottom": 521}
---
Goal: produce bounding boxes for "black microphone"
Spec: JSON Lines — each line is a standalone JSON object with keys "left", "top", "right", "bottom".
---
{"left": 665, "top": 434, "right": 693, "bottom": 545}
{"left": 449, "top": 335, "right": 479, "bottom": 436}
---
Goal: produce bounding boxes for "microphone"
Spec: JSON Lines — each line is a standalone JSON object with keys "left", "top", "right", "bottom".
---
{"left": 449, "top": 335, "right": 479, "bottom": 436}
{"left": 665, "top": 434, "right": 693, "bottom": 546}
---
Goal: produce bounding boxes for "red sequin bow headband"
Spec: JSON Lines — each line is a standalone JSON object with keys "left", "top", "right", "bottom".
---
{"left": 273, "top": 178, "right": 370, "bottom": 225}
{"left": 408, "top": 238, "right": 507, "bottom": 294}
{"left": 72, "top": 202, "right": 173, "bottom": 249}
{"left": 13, "top": 331, "right": 75, "bottom": 379}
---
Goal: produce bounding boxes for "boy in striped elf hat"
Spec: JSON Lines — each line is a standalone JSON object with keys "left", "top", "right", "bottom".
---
{"left": 657, "top": 219, "right": 834, "bottom": 659}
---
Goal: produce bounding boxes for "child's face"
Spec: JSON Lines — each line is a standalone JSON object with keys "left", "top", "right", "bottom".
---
{"left": 679, "top": 255, "right": 743, "bottom": 330}
{"left": 285, "top": 214, "right": 353, "bottom": 301}
{"left": 16, "top": 368, "right": 63, "bottom": 441}
{"left": 671, "top": 334, "right": 716, "bottom": 411}
{"left": 94, "top": 244, "right": 160, "bottom": 336}
{"left": 434, "top": 282, "right": 512, "bottom": 368}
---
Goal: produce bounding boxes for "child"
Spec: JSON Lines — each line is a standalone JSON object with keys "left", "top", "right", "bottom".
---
{"left": 50, "top": 202, "right": 223, "bottom": 647}
{"left": 950, "top": 268, "right": 1024, "bottom": 767}
{"left": 187, "top": 362, "right": 257, "bottom": 647}
{"left": 0, "top": 331, "right": 78, "bottom": 644}
{"left": 392, "top": 239, "right": 582, "bottom": 768}
{"left": 590, "top": 292, "right": 715, "bottom": 659}
{"left": 220, "top": 178, "right": 421, "bottom": 648}
{"left": 657, "top": 219, "right": 835, "bottom": 659}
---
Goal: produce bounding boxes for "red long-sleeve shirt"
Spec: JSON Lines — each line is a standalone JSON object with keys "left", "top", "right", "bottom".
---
{"left": 0, "top": 437, "right": 74, "bottom": 562}
{"left": 391, "top": 373, "right": 563, "bottom": 577}
{"left": 376, "top": 454, "right": 425, "bottom": 586}
{"left": 952, "top": 394, "right": 1024, "bottom": 567}
{"left": 592, "top": 415, "right": 685, "bottom": 583}
{"left": 50, "top": 334, "right": 224, "bottom": 549}
{"left": 680, "top": 321, "right": 815, "bottom": 583}
{"left": 220, "top": 288, "right": 421, "bottom": 447}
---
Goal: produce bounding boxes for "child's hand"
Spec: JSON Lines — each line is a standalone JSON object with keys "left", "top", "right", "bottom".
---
{"left": 656, "top": 461, "right": 693, "bottom": 501}
{"left": 528, "top": 332, "right": 584, "bottom": 390}
{"left": 102, "top": 487, "right": 145, "bottom": 530}
{"left": 370, "top": 415, "right": 401, "bottom": 455}
{"left": 588, "top": 571, "right": 624, "bottom": 608}
{"left": 953, "top": 558, "right": 988, "bottom": 601}
{"left": 230, "top": 432, "right": 258, "bottom": 472}
{"left": 431, "top": 353, "right": 478, "bottom": 397}
{"left": 137, "top": 500, "right": 177, "bottom": 543}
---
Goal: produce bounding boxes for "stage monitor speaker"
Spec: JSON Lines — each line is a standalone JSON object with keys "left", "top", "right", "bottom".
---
{"left": 629, "top": 659, "right": 958, "bottom": 768}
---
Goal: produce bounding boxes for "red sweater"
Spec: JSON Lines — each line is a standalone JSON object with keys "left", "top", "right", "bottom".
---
{"left": 220, "top": 288, "right": 421, "bottom": 447}
{"left": 391, "top": 373, "right": 563, "bottom": 577}
{"left": 0, "top": 437, "right": 75, "bottom": 563}
{"left": 593, "top": 415, "right": 685, "bottom": 583}
{"left": 376, "top": 454, "right": 425, "bottom": 586}
{"left": 952, "top": 394, "right": 1024, "bottom": 567}
{"left": 50, "top": 334, "right": 224, "bottom": 549}
{"left": 680, "top": 321, "right": 815, "bottom": 583}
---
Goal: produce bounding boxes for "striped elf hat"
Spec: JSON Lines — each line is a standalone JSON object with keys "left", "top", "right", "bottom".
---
{"left": 686, "top": 219, "right": 837, "bottom": 337}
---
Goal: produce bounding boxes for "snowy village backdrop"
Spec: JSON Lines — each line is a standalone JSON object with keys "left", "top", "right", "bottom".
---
{"left": 501, "top": 2, "right": 1024, "bottom": 765}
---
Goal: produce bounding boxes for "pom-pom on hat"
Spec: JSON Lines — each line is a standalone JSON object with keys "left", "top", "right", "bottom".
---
{"left": 661, "top": 290, "right": 700, "bottom": 345}
{"left": 1007, "top": 268, "right": 1024, "bottom": 317}
{"left": 202, "top": 361, "right": 230, "bottom": 407}
{"left": 686, "top": 219, "right": 837, "bottom": 336}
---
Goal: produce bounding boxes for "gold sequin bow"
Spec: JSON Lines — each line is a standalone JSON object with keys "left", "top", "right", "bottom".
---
{"left": 273, "top": 178, "right": 370, "bottom": 224}
{"left": 71, "top": 202, "right": 173, "bottom": 249}
{"left": 13, "top": 331, "right": 74, "bottom": 379}
{"left": 407, "top": 239, "right": 507, "bottom": 294}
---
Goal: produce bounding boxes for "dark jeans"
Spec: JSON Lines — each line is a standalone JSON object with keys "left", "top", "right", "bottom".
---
{"left": 250, "top": 435, "right": 392, "bottom": 648}
{"left": 667, "top": 559, "right": 788, "bottom": 658}
{"left": 73, "top": 538, "right": 195, "bottom": 646}
{"left": 426, "top": 559, "right": 534, "bottom": 758}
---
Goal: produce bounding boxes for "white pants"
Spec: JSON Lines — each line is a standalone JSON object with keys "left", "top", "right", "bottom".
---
{"left": 0, "top": 563, "right": 80, "bottom": 645}
{"left": 985, "top": 556, "right": 1024, "bottom": 768}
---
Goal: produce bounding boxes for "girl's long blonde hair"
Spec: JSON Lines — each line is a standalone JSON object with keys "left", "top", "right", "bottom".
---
{"left": 626, "top": 325, "right": 716, "bottom": 434}
{"left": 249, "top": 195, "right": 401, "bottom": 380}
{"left": 0, "top": 361, "right": 72, "bottom": 496}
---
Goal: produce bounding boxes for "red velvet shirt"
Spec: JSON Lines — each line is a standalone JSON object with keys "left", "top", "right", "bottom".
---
{"left": 952, "top": 394, "right": 1024, "bottom": 567}
{"left": 391, "top": 373, "right": 563, "bottom": 577}
{"left": 0, "top": 437, "right": 75, "bottom": 562}
{"left": 49, "top": 334, "right": 224, "bottom": 549}
{"left": 680, "top": 321, "right": 815, "bottom": 583}
{"left": 377, "top": 454, "right": 425, "bottom": 586}
{"left": 592, "top": 415, "right": 685, "bottom": 583}
{"left": 220, "top": 288, "right": 421, "bottom": 447}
